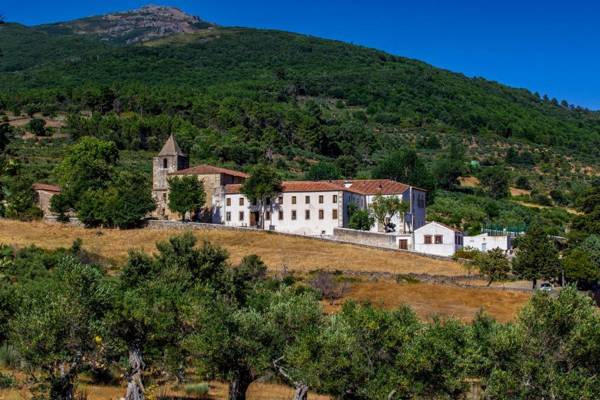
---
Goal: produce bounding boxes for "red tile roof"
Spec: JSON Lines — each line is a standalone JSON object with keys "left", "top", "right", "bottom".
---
{"left": 170, "top": 164, "right": 249, "bottom": 178}
{"left": 225, "top": 180, "right": 356, "bottom": 194}
{"left": 33, "top": 183, "right": 61, "bottom": 193}
{"left": 225, "top": 179, "right": 422, "bottom": 195}
{"left": 331, "top": 179, "right": 411, "bottom": 195}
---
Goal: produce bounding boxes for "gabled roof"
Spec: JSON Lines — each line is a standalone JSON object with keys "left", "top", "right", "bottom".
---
{"left": 33, "top": 183, "right": 61, "bottom": 193}
{"left": 158, "top": 135, "right": 185, "bottom": 157}
{"left": 170, "top": 164, "right": 249, "bottom": 179}
{"left": 225, "top": 180, "right": 357, "bottom": 195}
{"left": 331, "top": 179, "right": 412, "bottom": 195}
{"left": 415, "top": 221, "right": 462, "bottom": 233}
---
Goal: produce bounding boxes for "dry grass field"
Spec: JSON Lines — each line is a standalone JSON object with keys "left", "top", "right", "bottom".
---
{"left": 326, "top": 280, "right": 530, "bottom": 323}
{"left": 0, "top": 220, "right": 465, "bottom": 276}
{"left": 0, "top": 379, "right": 330, "bottom": 400}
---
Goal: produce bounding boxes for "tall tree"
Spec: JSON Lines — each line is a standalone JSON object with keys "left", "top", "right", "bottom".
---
{"left": 167, "top": 175, "right": 206, "bottom": 221}
{"left": 373, "top": 149, "right": 435, "bottom": 194}
{"left": 304, "top": 161, "right": 342, "bottom": 181}
{"left": 106, "top": 233, "right": 229, "bottom": 400}
{"left": 241, "top": 164, "right": 282, "bottom": 229}
{"left": 9, "top": 258, "right": 111, "bottom": 400}
{"left": 54, "top": 137, "right": 119, "bottom": 207}
{"left": 474, "top": 248, "right": 511, "bottom": 286}
{"left": 478, "top": 166, "right": 510, "bottom": 199}
{"left": 483, "top": 287, "right": 600, "bottom": 399}
{"left": 512, "top": 223, "right": 561, "bottom": 289}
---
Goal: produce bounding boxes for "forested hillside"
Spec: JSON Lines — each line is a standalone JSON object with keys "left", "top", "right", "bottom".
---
{"left": 0, "top": 7, "right": 599, "bottom": 234}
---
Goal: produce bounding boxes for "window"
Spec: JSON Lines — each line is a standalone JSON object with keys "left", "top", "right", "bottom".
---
{"left": 163, "top": 158, "right": 168, "bottom": 168}
{"left": 278, "top": 211, "right": 284, "bottom": 220}
{"left": 291, "top": 210, "right": 297, "bottom": 220}
{"left": 435, "top": 235, "right": 443, "bottom": 244}
{"left": 226, "top": 212, "right": 231, "bottom": 222}
{"left": 162, "top": 193, "right": 167, "bottom": 201}
{"left": 305, "top": 195, "right": 310, "bottom": 204}
{"left": 332, "top": 209, "right": 338, "bottom": 220}
{"left": 305, "top": 210, "right": 310, "bottom": 220}
{"left": 319, "top": 209, "right": 324, "bottom": 220}
{"left": 424, "top": 235, "right": 432, "bottom": 244}
{"left": 266, "top": 198, "right": 271, "bottom": 205}
{"left": 266, "top": 211, "right": 271, "bottom": 220}
{"left": 292, "top": 196, "right": 297, "bottom": 205}
{"left": 333, "top": 195, "right": 338, "bottom": 203}
{"left": 226, "top": 198, "right": 231, "bottom": 206}
{"left": 239, "top": 197, "right": 244, "bottom": 206}
{"left": 319, "top": 195, "right": 324, "bottom": 204}
{"left": 239, "top": 211, "right": 244, "bottom": 221}
{"left": 399, "top": 239, "right": 408, "bottom": 250}
{"left": 278, "top": 196, "right": 283, "bottom": 204}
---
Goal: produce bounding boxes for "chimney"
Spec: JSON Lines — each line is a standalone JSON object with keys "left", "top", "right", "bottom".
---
{"left": 343, "top": 180, "right": 352, "bottom": 188}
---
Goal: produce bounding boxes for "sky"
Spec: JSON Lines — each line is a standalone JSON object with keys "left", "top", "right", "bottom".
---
{"left": 2, "top": 0, "right": 600, "bottom": 110}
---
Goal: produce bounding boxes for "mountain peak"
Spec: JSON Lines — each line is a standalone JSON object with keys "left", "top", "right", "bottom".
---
{"left": 39, "top": 4, "right": 215, "bottom": 44}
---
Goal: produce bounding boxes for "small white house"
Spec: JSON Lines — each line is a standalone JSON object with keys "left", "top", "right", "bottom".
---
{"left": 464, "top": 233, "right": 512, "bottom": 253}
{"left": 413, "top": 222, "right": 464, "bottom": 257}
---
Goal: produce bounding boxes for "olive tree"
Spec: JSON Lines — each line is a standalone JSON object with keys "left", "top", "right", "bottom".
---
{"left": 9, "top": 258, "right": 112, "bottom": 400}
{"left": 106, "top": 233, "right": 229, "bottom": 400}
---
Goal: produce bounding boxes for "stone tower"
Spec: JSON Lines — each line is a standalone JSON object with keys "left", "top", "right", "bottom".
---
{"left": 152, "top": 135, "right": 188, "bottom": 218}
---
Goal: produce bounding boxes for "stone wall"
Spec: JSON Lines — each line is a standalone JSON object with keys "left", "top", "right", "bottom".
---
{"left": 333, "top": 227, "right": 400, "bottom": 249}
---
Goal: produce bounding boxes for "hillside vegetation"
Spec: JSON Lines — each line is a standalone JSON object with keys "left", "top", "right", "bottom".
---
{"left": 0, "top": 7, "right": 598, "bottom": 235}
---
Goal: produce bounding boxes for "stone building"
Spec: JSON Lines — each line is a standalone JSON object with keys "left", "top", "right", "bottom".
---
{"left": 32, "top": 183, "right": 61, "bottom": 216}
{"left": 152, "top": 135, "right": 248, "bottom": 221}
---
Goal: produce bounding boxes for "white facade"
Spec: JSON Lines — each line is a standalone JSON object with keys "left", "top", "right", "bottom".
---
{"left": 224, "top": 190, "right": 345, "bottom": 236}
{"left": 413, "top": 222, "right": 464, "bottom": 257}
{"left": 365, "top": 188, "right": 427, "bottom": 234}
{"left": 464, "top": 233, "right": 512, "bottom": 253}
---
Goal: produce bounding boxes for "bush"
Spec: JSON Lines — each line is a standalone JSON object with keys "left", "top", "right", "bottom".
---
{"left": 453, "top": 247, "right": 481, "bottom": 261}
{"left": 0, "top": 344, "right": 20, "bottom": 368}
{"left": 184, "top": 382, "right": 210, "bottom": 396}
{"left": 0, "top": 372, "right": 16, "bottom": 389}
{"left": 309, "top": 271, "right": 349, "bottom": 304}
{"left": 515, "top": 176, "right": 532, "bottom": 190}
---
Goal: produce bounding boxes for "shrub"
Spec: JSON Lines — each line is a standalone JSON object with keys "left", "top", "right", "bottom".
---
{"left": 453, "top": 247, "right": 481, "bottom": 261}
{"left": 0, "top": 372, "right": 16, "bottom": 389}
{"left": 0, "top": 344, "right": 20, "bottom": 368}
{"left": 309, "top": 271, "right": 349, "bottom": 304}
{"left": 184, "top": 382, "right": 210, "bottom": 396}
{"left": 515, "top": 176, "right": 532, "bottom": 190}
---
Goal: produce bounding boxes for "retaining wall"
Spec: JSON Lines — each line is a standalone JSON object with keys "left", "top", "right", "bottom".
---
{"left": 332, "top": 227, "right": 400, "bottom": 249}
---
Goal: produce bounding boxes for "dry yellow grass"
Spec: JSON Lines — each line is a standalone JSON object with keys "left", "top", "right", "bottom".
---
{"left": 0, "top": 220, "right": 465, "bottom": 276}
{"left": 0, "top": 381, "right": 330, "bottom": 400}
{"left": 324, "top": 280, "right": 530, "bottom": 323}
{"left": 459, "top": 176, "right": 480, "bottom": 188}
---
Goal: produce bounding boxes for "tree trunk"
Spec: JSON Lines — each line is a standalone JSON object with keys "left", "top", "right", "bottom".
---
{"left": 532, "top": 277, "right": 537, "bottom": 290}
{"left": 50, "top": 371, "right": 75, "bottom": 400}
{"left": 125, "top": 345, "right": 145, "bottom": 400}
{"left": 228, "top": 370, "right": 252, "bottom": 400}
{"left": 293, "top": 383, "right": 309, "bottom": 400}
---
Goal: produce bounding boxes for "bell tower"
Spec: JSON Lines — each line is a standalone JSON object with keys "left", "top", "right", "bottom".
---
{"left": 152, "top": 135, "right": 188, "bottom": 217}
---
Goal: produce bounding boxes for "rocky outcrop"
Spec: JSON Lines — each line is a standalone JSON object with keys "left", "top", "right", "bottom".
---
{"left": 42, "top": 5, "right": 214, "bottom": 44}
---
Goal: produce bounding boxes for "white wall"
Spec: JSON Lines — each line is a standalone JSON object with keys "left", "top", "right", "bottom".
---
{"left": 464, "top": 234, "right": 511, "bottom": 252}
{"left": 224, "top": 191, "right": 344, "bottom": 235}
{"left": 414, "top": 222, "right": 463, "bottom": 257}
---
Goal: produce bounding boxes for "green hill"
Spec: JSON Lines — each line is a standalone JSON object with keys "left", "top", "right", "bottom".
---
{"left": 0, "top": 6, "right": 598, "bottom": 231}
